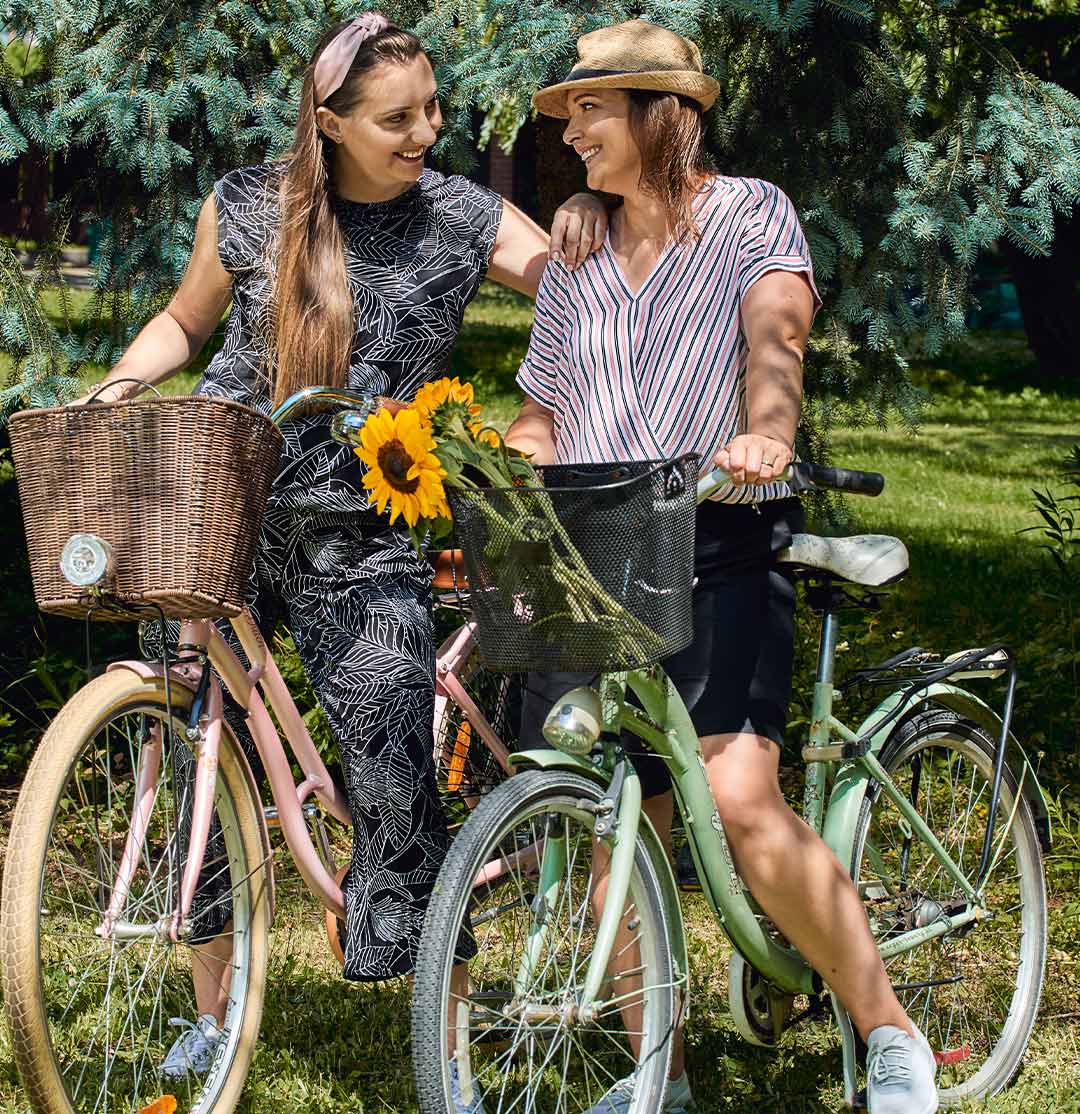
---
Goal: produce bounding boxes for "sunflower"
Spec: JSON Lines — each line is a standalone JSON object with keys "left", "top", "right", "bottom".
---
{"left": 413, "top": 376, "right": 482, "bottom": 434}
{"left": 354, "top": 407, "right": 450, "bottom": 527}
{"left": 472, "top": 426, "right": 501, "bottom": 449}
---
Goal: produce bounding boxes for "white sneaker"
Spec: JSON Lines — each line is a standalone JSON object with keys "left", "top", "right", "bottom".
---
{"left": 584, "top": 1072, "right": 695, "bottom": 1114}
{"left": 159, "top": 1013, "right": 225, "bottom": 1080}
{"left": 866, "top": 1023, "right": 939, "bottom": 1114}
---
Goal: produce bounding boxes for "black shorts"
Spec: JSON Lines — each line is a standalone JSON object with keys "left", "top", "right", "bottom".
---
{"left": 520, "top": 497, "right": 804, "bottom": 799}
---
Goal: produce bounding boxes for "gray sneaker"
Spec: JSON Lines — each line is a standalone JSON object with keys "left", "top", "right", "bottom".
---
{"left": 449, "top": 1057, "right": 487, "bottom": 1113}
{"left": 159, "top": 1013, "right": 225, "bottom": 1080}
{"left": 584, "top": 1072, "right": 695, "bottom": 1114}
{"left": 866, "top": 1024, "right": 938, "bottom": 1114}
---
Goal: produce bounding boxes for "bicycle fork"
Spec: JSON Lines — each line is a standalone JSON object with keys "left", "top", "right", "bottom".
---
{"left": 513, "top": 759, "right": 643, "bottom": 1023}
{"left": 97, "top": 669, "right": 226, "bottom": 944}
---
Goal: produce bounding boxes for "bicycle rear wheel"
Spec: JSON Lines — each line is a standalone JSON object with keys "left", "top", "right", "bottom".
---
{"left": 852, "top": 710, "right": 1046, "bottom": 1103}
{"left": 412, "top": 770, "right": 675, "bottom": 1114}
{"left": 1, "top": 669, "right": 271, "bottom": 1114}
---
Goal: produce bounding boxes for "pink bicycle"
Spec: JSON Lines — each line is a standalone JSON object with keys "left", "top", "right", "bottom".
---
{"left": 0, "top": 386, "right": 519, "bottom": 1114}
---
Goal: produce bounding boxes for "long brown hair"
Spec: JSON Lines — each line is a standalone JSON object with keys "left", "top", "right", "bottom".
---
{"left": 270, "top": 20, "right": 424, "bottom": 406}
{"left": 626, "top": 90, "right": 713, "bottom": 245}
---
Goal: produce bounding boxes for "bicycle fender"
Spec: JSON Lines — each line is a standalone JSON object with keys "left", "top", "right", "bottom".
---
{"left": 105, "top": 660, "right": 277, "bottom": 921}
{"left": 506, "top": 748, "right": 691, "bottom": 1015}
{"left": 507, "top": 748, "right": 606, "bottom": 781}
{"left": 823, "top": 683, "right": 1051, "bottom": 869}
{"left": 859, "top": 683, "right": 1049, "bottom": 851}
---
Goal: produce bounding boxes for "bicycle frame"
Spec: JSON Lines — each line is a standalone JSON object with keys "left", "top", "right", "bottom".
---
{"left": 99, "top": 606, "right": 508, "bottom": 941}
{"left": 507, "top": 602, "right": 1049, "bottom": 1016}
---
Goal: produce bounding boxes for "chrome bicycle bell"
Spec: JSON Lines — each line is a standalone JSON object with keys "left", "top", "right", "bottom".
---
{"left": 543, "top": 687, "right": 602, "bottom": 756}
{"left": 60, "top": 533, "right": 114, "bottom": 587}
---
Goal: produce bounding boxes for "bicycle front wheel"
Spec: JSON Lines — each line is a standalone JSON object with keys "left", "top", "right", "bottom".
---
{"left": 1, "top": 669, "right": 271, "bottom": 1114}
{"left": 412, "top": 770, "right": 675, "bottom": 1114}
{"left": 852, "top": 710, "right": 1047, "bottom": 1103}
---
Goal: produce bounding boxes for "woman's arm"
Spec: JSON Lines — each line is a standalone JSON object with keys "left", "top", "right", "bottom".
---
{"left": 77, "top": 194, "right": 233, "bottom": 403}
{"left": 713, "top": 270, "right": 814, "bottom": 485}
{"left": 505, "top": 397, "right": 557, "bottom": 465}
{"left": 488, "top": 194, "right": 609, "bottom": 299}
{"left": 487, "top": 200, "right": 550, "bottom": 299}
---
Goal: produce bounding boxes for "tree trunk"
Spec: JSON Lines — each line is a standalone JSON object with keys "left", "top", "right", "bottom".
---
{"left": 1001, "top": 207, "right": 1080, "bottom": 384}
{"left": 16, "top": 153, "right": 52, "bottom": 245}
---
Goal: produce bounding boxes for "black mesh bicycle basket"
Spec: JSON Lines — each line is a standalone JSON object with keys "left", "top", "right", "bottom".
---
{"left": 448, "top": 456, "right": 698, "bottom": 672}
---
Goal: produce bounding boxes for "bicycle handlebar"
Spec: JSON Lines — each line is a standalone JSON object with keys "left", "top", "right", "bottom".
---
{"left": 270, "top": 389, "right": 888, "bottom": 503}
{"left": 696, "top": 461, "right": 885, "bottom": 503}
{"left": 269, "top": 385, "right": 378, "bottom": 428}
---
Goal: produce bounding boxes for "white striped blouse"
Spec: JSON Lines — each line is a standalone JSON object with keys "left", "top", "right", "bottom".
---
{"left": 517, "top": 176, "right": 821, "bottom": 503}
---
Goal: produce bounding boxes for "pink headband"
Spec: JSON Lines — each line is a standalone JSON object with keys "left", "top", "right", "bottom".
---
{"left": 313, "top": 12, "right": 391, "bottom": 105}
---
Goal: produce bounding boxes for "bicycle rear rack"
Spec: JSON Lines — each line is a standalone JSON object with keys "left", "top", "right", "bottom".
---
{"left": 839, "top": 642, "right": 1020, "bottom": 893}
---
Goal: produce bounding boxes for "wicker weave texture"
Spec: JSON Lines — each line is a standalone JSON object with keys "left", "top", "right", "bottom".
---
{"left": 9, "top": 396, "right": 283, "bottom": 620}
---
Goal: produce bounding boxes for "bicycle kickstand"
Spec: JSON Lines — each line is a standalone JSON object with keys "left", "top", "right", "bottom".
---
{"left": 831, "top": 991, "right": 861, "bottom": 1107}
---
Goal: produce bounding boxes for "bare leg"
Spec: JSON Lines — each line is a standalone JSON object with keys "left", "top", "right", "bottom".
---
{"left": 592, "top": 792, "right": 686, "bottom": 1080}
{"left": 702, "top": 731, "right": 911, "bottom": 1041}
{"left": 191, "top": 923, "right": 233, "bottom": 1026}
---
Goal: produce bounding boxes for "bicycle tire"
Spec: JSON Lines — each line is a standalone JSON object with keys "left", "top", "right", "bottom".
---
{"left": 1, "top": 669, "right": 271, "bottom": 1114}
{"left": 412, "top": 769, "right": 675, "bottom": 1114}
{"left": 851, "top": 710, "right": 1046, "bottom": 1104}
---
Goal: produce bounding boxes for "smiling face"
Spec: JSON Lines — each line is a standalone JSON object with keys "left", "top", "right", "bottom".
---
{"left": 316, "top": 53, "right": 442, "bottom": 201}
{"left": 562, "top": 88, "right": 641, "bottom": 198}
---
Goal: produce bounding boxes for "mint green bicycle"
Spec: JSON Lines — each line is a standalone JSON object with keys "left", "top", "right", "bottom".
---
{"left": 411, "top": 457, "right": 1049, "bottom": 1113}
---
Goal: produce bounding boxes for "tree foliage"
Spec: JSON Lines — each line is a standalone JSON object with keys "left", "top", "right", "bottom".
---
{"left": 1, "top": 0, "right": 1078, "bottom": 423}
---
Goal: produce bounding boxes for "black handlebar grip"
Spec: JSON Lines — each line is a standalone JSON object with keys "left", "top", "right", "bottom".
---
{"left": 791, "top": 462, "right": 885, "bottom": 496}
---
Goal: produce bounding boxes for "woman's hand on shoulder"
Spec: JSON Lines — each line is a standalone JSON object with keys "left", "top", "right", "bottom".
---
{"left": 714, "top": 433, "right": 793, "bottom": 486}
{"left": 550, "top": 193, "right": 607, "bottom": 270}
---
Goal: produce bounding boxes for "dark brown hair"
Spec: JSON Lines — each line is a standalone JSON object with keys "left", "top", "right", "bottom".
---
{"left": 626, "top": 90, "right": 713, "bottom": 245}
{"left": 270, "top": 21, "right": 424, "bottom": 406}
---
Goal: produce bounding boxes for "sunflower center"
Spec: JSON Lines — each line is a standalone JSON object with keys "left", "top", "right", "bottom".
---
{"left": 377, "top": 440, "right": 421, "bottom": 494}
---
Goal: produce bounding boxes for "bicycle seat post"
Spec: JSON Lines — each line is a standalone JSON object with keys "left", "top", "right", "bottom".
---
{"left": 804, "top": 578, "right": 842, "bottom": 833}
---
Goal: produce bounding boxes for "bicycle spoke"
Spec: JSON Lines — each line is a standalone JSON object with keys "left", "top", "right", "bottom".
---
{"left": 436, "top": 784, "right": 671, "bottom": 1114}
{"left": 859, "top": 723, "right": 1046, "bottom": 1100}
{"left": 24, "top": 696, "right": 261, "bottom": 1114}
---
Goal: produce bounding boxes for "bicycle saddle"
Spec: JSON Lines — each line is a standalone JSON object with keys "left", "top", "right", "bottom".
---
{"left": 778, "top": 533, "right": 909, "bottom": 586}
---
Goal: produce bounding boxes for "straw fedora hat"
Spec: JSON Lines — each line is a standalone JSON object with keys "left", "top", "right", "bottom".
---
{"left": 532, "top": 20, "right": 719, "bottom": 119}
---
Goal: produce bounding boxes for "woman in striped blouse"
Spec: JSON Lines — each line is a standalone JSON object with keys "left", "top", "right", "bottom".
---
{"left": 506, "top": 20, "right": 938, "bottom": 1114}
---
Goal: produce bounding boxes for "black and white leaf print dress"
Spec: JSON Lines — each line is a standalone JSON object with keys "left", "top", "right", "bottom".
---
{"left": 195, "top": 162, "right": 502, "bottom": 980}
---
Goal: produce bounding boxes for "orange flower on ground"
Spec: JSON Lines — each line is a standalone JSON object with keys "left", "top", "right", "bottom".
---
{"left": 354, "top": 407, "right": 450, "bottom": 527}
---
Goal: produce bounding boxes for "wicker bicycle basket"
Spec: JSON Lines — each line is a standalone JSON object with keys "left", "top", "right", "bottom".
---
{"left": 8, "top": 396, "right": 283, "bottom": 620}
{"left": 449, "top": 456, "right": 698, "bottom": 673}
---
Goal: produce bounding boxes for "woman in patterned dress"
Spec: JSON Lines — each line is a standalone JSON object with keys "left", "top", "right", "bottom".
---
{"left": 84, "top": 12, "right": 606, "bottom": 1077}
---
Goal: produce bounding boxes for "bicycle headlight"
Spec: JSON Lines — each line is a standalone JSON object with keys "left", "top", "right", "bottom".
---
{"left": 542, "top": 687, "right": 602, "bottom": 756}
{"left": 59, "top": 533, "right": 114, "bottom": 588}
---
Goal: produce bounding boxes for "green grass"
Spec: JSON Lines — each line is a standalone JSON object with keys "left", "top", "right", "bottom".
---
{"left": 1, "top": 823, "right": 1074, "bottom": 1113}
{"left": 2, "top": 288, "right": 1079, "bottom": 1111}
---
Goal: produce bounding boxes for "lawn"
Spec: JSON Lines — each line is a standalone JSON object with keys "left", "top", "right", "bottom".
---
{"left": 0, "top": 287, "right": 1078, "bottom": 1112}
